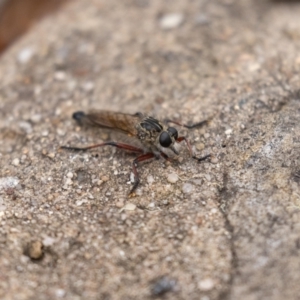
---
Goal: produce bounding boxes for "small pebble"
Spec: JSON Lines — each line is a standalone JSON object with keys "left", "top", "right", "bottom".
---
{"left": 65, "top": 178, "right": 73, "bottom": 185}
{"left": 19, "top": 121, "right": 32, "bottom": 134}
{"left": 151, "top": 276, "right": 177, "bottom": 296}
{"left": 198, "top": 278, "right": 214, "bottom": 291}
{"left": 54, "top": 71, "right": 66, "bottom": 81}
{"left": 248, "top": 63, "right": 261, "bottom": 72}
{"left": 148, "top": 202, "right": 155, "bottom": 208}
{"left": 177, "top": 156, "right": 184, "bottom": 163}
{"left": 67, "top": 172, "right": 73, "bottom": 178}
{"left": 115, "top": 200, "right": 125, "bottom": 208}
{"left": 147, "top": 175, "right": 154, "bottom": 184}
{"left": 82, "top": 81, "right": 94, "bottom": 92}
{"left": 25, "top": 240, "right": 44, "bottom": 260}
{"left": 120, "top": 203, "right": 136, "bottom": 212}
{"left": 210, "top": 156, "right": 218, "bottom": 164}
{"left": 160, "top": 13, "right": 184, "bottom": 29}
{"left": 48, "top": 153, "right": 55, "bottom": 159}
{"left": 56, "top": 129, "right": 65, "bottom": 136}
{"left": 30, "top": 114, "right": 42, "bottom": 123}
{"left": 55, "top": 289, "right": 66, "bottom": 298}
{"left": 182, "top": 183, "right": 194, "bottom": 194}
{"left": 162, "top": 199, "right": 169, "bottom": 205}
{"left": 167, "top": 173, "right": 179, "bottom": 183}
{"left": 43, "top": 236, "right": 55, "bottom": 247}
{"left": 101, "top": 175, "right": 109, "bottom": 182}
{"left": 196, "top": 143, "right": 205, "bottom": 151}
{"left": 12, "top": 158, "right": 20, "bottom": 166}
{"left": 76, "top": 199, "right": 85, "bottom": 206}
{"left": 17, "top": 47, "right": 35, "bottom": 64}
{"left": 210, "top": 208, "right": 218, "bottom": 214}
{"left": 225, "top": 128, "right": 233, "bottom": 135}
{"left": 0, "top": 177, "right": 19, "bottom": 190}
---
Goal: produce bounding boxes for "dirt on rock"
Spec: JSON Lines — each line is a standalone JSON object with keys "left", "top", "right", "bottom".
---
{"left": 0, "top": 0, "right": 300, "bottom": 299}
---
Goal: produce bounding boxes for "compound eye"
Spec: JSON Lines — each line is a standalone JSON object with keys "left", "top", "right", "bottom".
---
{"left": 167, "top": 127, "right": 178, "bottom": 140}
{"left": 159, "top": 131, "right": 172, "bottom": 148}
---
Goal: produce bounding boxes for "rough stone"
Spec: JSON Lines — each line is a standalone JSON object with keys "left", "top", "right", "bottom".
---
{"left": 1, "top": 0, "right": 300, "bottom": 299}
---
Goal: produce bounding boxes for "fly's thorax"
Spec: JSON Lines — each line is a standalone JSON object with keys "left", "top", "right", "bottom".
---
{"left": 136, "top": 116, "right": 180, "bottom": 155}
{"left": 136, "top": 116, "right": 164, "bottom": 145}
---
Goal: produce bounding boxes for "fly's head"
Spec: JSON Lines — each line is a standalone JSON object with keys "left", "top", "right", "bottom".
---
{"left": 158, "top": 126, "right": 179, "bottom": 155}
{"left": 137, "top": 116, "right": 179, "bottom": 155}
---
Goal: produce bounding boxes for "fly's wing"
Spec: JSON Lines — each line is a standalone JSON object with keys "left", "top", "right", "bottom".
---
{"left": 72, "top": 110, "right": 143, "bottom": 136}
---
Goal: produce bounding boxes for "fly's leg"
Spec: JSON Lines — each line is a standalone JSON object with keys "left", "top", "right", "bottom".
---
{"left": 60, "top": 142, "right": 144, "bottom": 153}
{"left": 159, "top": 151, "right": 178, "bottom": 163}
{"left": 130, "top": 153, "right": 155, "bottom": 195}
{"left": 159, "top": 151, "right": 170, "bottom": 161}
{"left": 166, "top": 118, "right": 211, "bottom": 161}
{"left": 176, "top": 136, "right": 211, "bottom": 162}
{"left": 61, "top": 142, "right": 151, "bottom": 195}
{"left": 165, "top": 119, "right": 210, "bottom": 129}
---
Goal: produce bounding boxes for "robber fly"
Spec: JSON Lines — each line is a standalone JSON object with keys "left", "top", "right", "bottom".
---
{"left": 60, "top": 110, "right": 211, "bottom": 195}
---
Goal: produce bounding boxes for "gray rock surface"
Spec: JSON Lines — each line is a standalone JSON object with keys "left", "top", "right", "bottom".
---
{"left": 0, "top": 0, "right": 300, "bottom": 299}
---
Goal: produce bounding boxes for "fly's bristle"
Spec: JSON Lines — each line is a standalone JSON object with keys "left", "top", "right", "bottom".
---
{"left": 72, "top": 111, "right": 85, "bottom": 121}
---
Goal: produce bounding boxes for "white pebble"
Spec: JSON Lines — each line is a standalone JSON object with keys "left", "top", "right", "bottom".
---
{"left": 43, "top": 236, "right": 56, "bottom": 246}
{"left": 162, "top": 199, "right": 169, "bottom": 205}
{"left": 147, "top": 175, "right": 154, "bottom": 184}
{"left": 30, "top": 114, "right": 42, "bottom": 123}
{"left": 12, "top": 158, "right": 20, "bottom": 166}
{"left": 167, "top": 173, "right": 179, "bottom": 183}
{"left": 67, "top": 172, "right": 73, "bottom": 178}
{"left": 56, "top": 128, "right": 65, "bottom": 136}
{"left": 19, "top": 121, "right": 32, "bottom": 134}
{"left": 182, "top": 183, "right": 194, "bottom": 194}
{"left": 225, "top": 128, "right": 233, "bottom": 135}
{"left": 54, "top": 71, "right": 66, "bottom": 81}
{"left": 0, "top": 177, "right": 19, "bottom": 191}
{"left": 120, "top": 203, "right": 136, "bottom": 212}
{"left": 76, "top": 200, "right": 82, "bottom": 206}
{"left": 17, "top": 47, "right": 35, "bottom": 64}
{"left": 160, "top": 13, "right": 184, "bottom": 29}
{"left": 210, "top": 156, "right": 218, "bottom": 164}
{"left": 55, "top": 289, "right": 66, "bottom": 298}
{"left": 148, "top": 202, "right": 155, "bottom": 208}
{"left": 198, "top": 278, "right": 214, "bottom": 291}
{"left": 65, "top": 178, "right": 73, "bottom": 185}
{"left": 82, "top": 81, "right": 94, "bottom": 92}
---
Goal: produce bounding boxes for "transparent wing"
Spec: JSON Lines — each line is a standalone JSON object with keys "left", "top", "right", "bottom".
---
{"left": 74, "top": 110, "right": 143, "bottom": 136}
